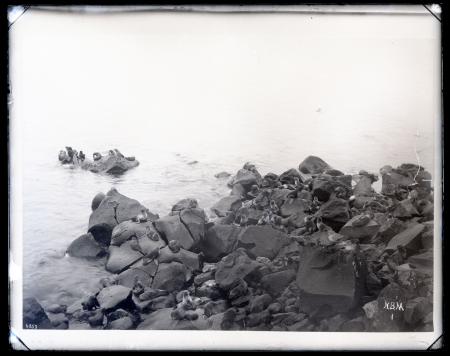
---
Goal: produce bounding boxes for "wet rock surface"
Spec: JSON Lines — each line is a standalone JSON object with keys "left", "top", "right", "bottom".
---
{"left": 42, "top": 158, "right": 434, "bottom": 331}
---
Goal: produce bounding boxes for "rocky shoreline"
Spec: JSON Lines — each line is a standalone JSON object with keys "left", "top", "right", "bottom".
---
{"left": 24, "top": 155, "right": 434, "bottom": 332}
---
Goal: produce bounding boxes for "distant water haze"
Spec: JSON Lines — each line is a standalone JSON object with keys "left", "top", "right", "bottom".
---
{"left": 9, "top": 10, "right": 439, "bottom": 308}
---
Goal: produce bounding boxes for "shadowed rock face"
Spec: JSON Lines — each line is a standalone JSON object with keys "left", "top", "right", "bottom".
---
{"left": 23, "top": 297, "right": 53, "bottom": 329}
{"left": 295, "top": 245, "right": 366, "bottom": 319}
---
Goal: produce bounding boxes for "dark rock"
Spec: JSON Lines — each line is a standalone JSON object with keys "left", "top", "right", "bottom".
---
{"left": 179, "top": 208, "right": 207, "bottom": 247}
{"left": 296, "top": 245, "right": 366, "bottom": 318}
{"left": 267, "top": 302, "right": 282, "bottom": 314}
{"left": 407, "top": 251, "right": 433, "bottom": 275}
{"left": 154, "top": 214, "right": 194, "bottom": 250}
{"left": 96, "top": 285, "right": 132, "bottom": 311}
{"left": 392, "top": 199, "right": 420, "bottom": 219}
{"left": 88, "top": 224, "right": 114, "bottom": 247}
{"left": 279, "top": 168, "right": 302, "bottom": 184}
{"left": 339, "top": 214, "right": 380, "bottom": 240}
{"left": 137, "top": 308, "right": 208, "bottom": 330}
{"left": 230, "top": 183, "right": 247, "bottom": 198}
{"left": 171, "top": 198, "right": 198, "bottom": 212}
{"left": 236, "top": 225, "right": 289, "bottom": 259}
{"left": 260, "top": 269, "right": 296, "bottom": 297}
{"left": 372, "top": 282, "right": 408, "bottom": 331}
{"left": 378, "top": 217, "right": 406, "bottom": 243}
{"left": 215, "top": 248, "right": 262, "bottom": 290}
{"left": 298, "top": 155, "right": 332, "bottom": 175}
{"left": 385, "top": 223, "right": 425, "bottom": 252}
{"left": 91, "top": 192, "right": 106, "bottom": 211}
{"left": 270, "top": 188, "right": 293, "bottom": 207}
{"left": 152, "top": 262, "right": 190, "bottom": 292}
{"left": 229, "top": 167, "right": 262, "bottom": 189}
{"left": 200, "top": 224, "right": 241, "bottom": 262}
{"left": 211, "top": 195, "right": 242, "bottom": 217}
{"left": 23, "top": 297, "right": 52, "bottom": 329}
{"left": 317, "top": 197, "right": 350, "bottom": 231}
{"left": 312, "top": 178, "right": 341, "bottom": 202}
{"left": 67, "top": 233, "right": 107, "bottom": 258}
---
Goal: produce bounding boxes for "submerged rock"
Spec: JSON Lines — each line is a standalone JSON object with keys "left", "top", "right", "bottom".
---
{"left": 66, "top": 233, "right": 107, "bottom": 258}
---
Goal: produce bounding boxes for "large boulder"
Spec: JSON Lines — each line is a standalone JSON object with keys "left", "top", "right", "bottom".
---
{"left": 236, "top": 225, "right": 290, "bottom": 260}
{"left": 96, "top": 285, "right": 132, "bottom": 311}
{"left": 317, "top": 197, "right": 350, "bottom": 231}
{"left": 154, "top": 214, "right": 194, "bottom": 250}
{"left": 339, "top": 215, "right": 380, "bottom": 240}
{"left": 295, "top": 245, "right": 366, "bottom": 318}
{"left": 385, "top": 223, "right": 425, "bottom": 252}
{"left": 88, "top": 188, "right": 148, "bottom": 245}
{"left": 179, "top": 208, "right": 207, "bottom": 247}
{"left": 152, "top": 262, "right": 191, "bottom": 292}
{"left": 298, "top": 156, "right": 332, "bottom": 175}
{"left": 66, "top": 233, "right": 107, "bottom": 258}
{"left": 200, "top": 224, "right": 241, "bottom": 262}
{"left": 105, "top": 240, "right": 144, "bottom": 274}
{"left": 211, "top": 196, "right": 242, "bottom": 217}
{"left": 23, "top": 297, "right": 52, "bottom": 329}
{"left": 215, "top": 248, "right": 262, "bottom": 290}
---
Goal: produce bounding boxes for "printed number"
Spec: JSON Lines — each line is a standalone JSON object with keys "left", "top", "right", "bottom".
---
{"left": 25, "top": 324, "right": 37, "bottom": 329}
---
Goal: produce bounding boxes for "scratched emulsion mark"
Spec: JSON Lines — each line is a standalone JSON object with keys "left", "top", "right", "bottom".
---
{"left": 383, "top": 298, "right": 405, "bottom": 320}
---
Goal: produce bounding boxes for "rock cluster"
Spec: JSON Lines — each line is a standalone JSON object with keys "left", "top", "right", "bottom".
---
{"left": 30, "top": 156, "right": 434, "bottom": 332}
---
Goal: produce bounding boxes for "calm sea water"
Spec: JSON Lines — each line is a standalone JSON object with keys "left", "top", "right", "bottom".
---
{"left": 10, "top": 10, "right": 438, "bottom": 309}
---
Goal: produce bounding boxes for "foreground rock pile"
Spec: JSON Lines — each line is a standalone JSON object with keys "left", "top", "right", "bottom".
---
{"left": 25, "top": 156, "right": 434, "bottom": 331}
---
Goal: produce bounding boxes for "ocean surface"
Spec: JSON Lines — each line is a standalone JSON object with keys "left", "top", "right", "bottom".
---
{"left": 9, "top": 10, "right": 438, "bottom": 310}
